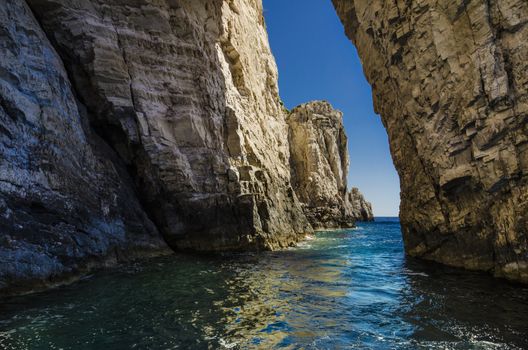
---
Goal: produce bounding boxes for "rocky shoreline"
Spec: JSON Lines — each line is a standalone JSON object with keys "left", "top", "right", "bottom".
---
{"left": 0, "top": 0, "right": 372, "bottom": 296}
{"left": 1, "top": 0, "right": 526, "bottom": 296}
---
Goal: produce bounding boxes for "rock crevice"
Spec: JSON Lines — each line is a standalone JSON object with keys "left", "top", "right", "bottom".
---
{"left": 0, "top": 0, "right": 170, "bottom": 296}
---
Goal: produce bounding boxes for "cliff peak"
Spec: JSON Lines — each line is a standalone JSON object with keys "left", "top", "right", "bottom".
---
{"left": 288, "top": 100, "right": 373, "bottom": 229}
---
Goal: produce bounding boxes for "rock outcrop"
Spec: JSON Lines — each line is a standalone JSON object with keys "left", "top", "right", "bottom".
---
{"left": 347, "top": 188, "right": 374, "bottom": 222}
{"left": 333, "top": 0, "right": 528, "bottom": 282}
{"left": 287, "top": 101, "right": 373, "bottom": 229}
{"left": 26, "top": 0, "right": 312, "bottom": 252}
{"left": 0, "top": 0, "right": 169, "bottom": 296}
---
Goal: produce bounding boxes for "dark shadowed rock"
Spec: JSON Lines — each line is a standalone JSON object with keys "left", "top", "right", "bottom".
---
{"left": 0, "top": 0, "right": 169, "bottom": 296}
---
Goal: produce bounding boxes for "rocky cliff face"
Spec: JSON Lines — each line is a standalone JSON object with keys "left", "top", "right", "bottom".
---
{"left": 288, "top": 101, "right": 373, "bottom": 229}
{"left": 0, "top": 0, "right": 169, "bottom": 296}
{"left": 333, "top": 0, "right": 528, "bottom": 282}
{"left": 0, "top": 0, "right": 317, "bottom": 295}
{"left": 1, "top": 0, "right": 380, "bottom": 295}
{"left": 25, "top": 0, "right": 311, "bottom": 252}
{"left": 346, "top": 188, "right": 374, "bottom": 222}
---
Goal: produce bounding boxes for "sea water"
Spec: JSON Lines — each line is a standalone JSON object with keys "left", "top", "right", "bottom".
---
{"left": 1, "top": 218, "right": 527, "bottom": 349}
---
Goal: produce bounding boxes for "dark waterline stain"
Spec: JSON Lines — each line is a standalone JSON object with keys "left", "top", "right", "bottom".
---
{"left": 0, "top": 220, "right": 527, "bottom": 349}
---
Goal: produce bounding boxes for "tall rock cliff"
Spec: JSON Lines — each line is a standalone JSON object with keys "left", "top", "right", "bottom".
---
{"left": 0, "top": 0, "right": 317, "bottom": 295}
{"left": 26, "top": 0, "right": 311, "bottom": 252}
{"left": 0, "top": 0, "right": 169, "bottom": 296}
{"left": 347, "top": 187, "right": 374, "bottom": 222}
{"left": 333, "top": 0, "right": 528, "bottom": 282}
{"left": 287, "top": 101, "right": 373, "bottom": 229}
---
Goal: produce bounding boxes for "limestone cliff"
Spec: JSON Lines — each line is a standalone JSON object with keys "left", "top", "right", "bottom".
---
{"left": 26, "top": 0, "right": 312, "bottom": 252}
{"left": 288, "top": 101, "right": 373, "bottom": 229}
{"left": 0, "top": 0, "right": 169, "bottom": 296}
{"left": 347, "top": 188, "right": 374, "bottom": 222}
{"left": 0, "top": 0, "right": 317, "bottom": 295}
{"left": 333, "top": 0, "right": 528, "bottom": 282}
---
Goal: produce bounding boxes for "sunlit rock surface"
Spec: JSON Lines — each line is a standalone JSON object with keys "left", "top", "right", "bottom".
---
{"left": 333, "top": 0, "right": 528, "bottom": 282}
{"left": 26, "top": 0, "right": 312, "bottom": 252}
{"left": 0, "top": 0, "right": 169, "bottom": 296}
{"left": 288, "top": 101, "right": 373, "bottom": 229}
{"left": 346, "top": 187, "right": 374, "bottom": 222}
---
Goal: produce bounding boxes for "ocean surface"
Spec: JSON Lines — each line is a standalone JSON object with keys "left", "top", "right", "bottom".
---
{"left": 1, "top": 218, "right": 527, "bottom": 349}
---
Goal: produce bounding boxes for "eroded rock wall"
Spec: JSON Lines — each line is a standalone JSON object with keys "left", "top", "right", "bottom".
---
{"left": 288, "top": 101, "right": 373, "bottom": 229}
{"left": 346, "top": 188, "right": 374, "bottom": 222}
{"left": 25, "top": 0, "right": 311, "bottom": 251}
{"left": 333, "top": 0, "right": 528, "bottom": 282}
{"left": 0, "top": 0, "right": 169, "bottom": 296}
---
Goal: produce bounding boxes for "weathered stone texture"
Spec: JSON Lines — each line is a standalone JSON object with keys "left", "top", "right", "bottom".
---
{"left": 25, "top": 0, "right": 311, "bottom": 251}
{"left": 346, "top": 187, "right": 374, "bottom": 222}
{"left": 288, "top": 101, "right": 373, "bottom": 229}
{"left": 2, "top": 0, "right": 384, "bottom": 295}
{"left": 333, "top": 0, "right": 528, "bottom": 282}
{"left": 0, "top": 0, "right": 169, "bottom": 296}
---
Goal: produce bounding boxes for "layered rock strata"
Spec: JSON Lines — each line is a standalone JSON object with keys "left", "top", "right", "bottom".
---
{"left": 333, "top": 0, "right": 528, "bottom": 282}
{"left": 26, "top": 0, "right": 312, "bottom": 252}
{"left": 287, "top": 101, "right": 373, "bottom": 229}
{"left": 0, "top": 0, "right": 169, "bottom": 296}
{"left": 0, "top": 0, "right": 317, "bottom": 295}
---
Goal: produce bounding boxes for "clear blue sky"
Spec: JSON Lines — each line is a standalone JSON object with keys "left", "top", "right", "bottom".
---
{"left": 263, "top": 0, "right": 400, "bottom": 217}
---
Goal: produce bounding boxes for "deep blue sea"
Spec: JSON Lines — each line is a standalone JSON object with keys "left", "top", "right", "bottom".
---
{"left": 1, "top": 218, "right": 527, "bottom": 349}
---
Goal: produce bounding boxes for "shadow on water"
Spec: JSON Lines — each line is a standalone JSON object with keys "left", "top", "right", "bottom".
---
{"left": 400, "top": 257, "right": 528, "bottom": 348}
{"left": 0, "top": 219, "right": 527, "bottom": 349}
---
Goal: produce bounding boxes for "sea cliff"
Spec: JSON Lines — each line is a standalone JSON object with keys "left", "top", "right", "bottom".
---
{"left": 333, "top": 0, "right": 528, "bottom": 282}
{"left": 0, "top": 0, "right": 371, "bottom": 295}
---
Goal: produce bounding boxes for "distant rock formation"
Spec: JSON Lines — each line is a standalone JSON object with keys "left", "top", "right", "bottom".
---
{"left": 333, "top": 0, "right": 528, "bottom": 282}
{"left": 287, "top": 101, "right": 373, "bottom": 229}
{"left": 346, "top": 188, "right": 374, "bottom": 222}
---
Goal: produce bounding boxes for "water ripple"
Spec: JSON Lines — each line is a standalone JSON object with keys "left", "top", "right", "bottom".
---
{"left": 1, "top": 220, "right": 527, "bottom": 349}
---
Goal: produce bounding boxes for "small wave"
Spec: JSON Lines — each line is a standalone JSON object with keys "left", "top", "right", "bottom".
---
{"left": 294, "top": 244, "right": 313, "bottom": 250}
{"left": 470, "top": 340, "right": 511, "bottom": 349}
{"left": 219, "top": 338, "right": 238, "bottom": 349}
{"left": 404, "top": 271, "right": 429, "bottom": 277}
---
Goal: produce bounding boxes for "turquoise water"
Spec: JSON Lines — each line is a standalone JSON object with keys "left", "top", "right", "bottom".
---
{"left": 1, "top": 218, "right": 527, "bottom": 349}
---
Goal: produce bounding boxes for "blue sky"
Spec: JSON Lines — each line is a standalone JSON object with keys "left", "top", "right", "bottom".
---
{"left": 263, "top": 0, "right": 400, "bottom": 217}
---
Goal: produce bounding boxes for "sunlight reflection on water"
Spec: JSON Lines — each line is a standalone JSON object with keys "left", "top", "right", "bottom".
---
{"left": 1, "top": 220, "right": 528, "bottom": 349}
